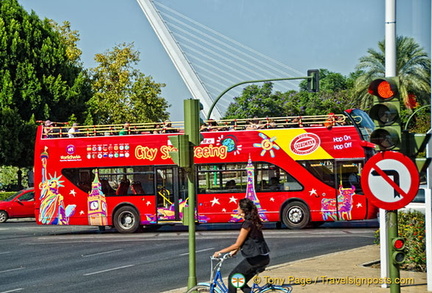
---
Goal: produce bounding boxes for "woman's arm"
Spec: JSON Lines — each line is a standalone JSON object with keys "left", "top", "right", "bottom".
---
{"left": 213, "top": 227, "right": 250, "bottom": 257}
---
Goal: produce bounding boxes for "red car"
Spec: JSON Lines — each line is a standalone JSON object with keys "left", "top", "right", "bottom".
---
{"left": 0, "top": 188, "right": 35, "bottom": 223}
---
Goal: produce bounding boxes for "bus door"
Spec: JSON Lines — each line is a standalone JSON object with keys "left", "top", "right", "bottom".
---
{"left": 154, "top": 166, "right": 187, "bottom": 222}
{"left": 335, "top": 160, "right": 366, "bottom": 220}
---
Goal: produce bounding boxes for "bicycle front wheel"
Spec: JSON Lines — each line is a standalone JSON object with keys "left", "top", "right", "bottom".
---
{"left": 186, "top": 284, "right": 211, "bottom": 293}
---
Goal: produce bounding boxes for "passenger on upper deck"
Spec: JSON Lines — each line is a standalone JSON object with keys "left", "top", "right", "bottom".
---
{"left": 163, "top": 120, "right": 178, "bottom": 133}
{"left": 153, "top": 123, "right": 162, "bottom": 134}
{"left": 245, "top": 117, "right": 262, "bottom": 130}
{"left": 262, "top": 119, "right": 277, "bottom": 129}
{"left": 119, "top": 123, "right": 130, "bottom": 135}
{"left": 43, "top": 120, "right": 54, "bottom": 138}
{"left": 68, "top": 123, "right": 80, "bottom": 138}
{"left": 336, "top": 116, "right": 346, "bottom": 125}
{"left": 201, "top": 119, "right": 219, "bottom": 132}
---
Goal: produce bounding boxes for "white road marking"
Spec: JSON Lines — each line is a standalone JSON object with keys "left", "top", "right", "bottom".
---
{"left": 179, "top": 247, "right": 215, "bottom": 256}
{"left": 0, "top": 288, "right": 24, "bottom": 293}
{"left": 84, "top": 264, "right": 134, "bottom": 276}
{"left": 81, "top": 249, "right": 123, "bottom": 257}
{"left": 0, "top": 267, "right": 25, "bottom": 274}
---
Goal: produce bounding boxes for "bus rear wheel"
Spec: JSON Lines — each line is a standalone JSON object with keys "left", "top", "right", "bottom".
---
{"left": 113, "top": 206, "right": 141, "bottom": 233}
{"left": 282, "top": 201, "right": 310, "bottom": 229}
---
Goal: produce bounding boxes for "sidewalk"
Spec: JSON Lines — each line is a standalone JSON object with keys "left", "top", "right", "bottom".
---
{"left": 163, "top": 245, "right": 427, "bottom": 293}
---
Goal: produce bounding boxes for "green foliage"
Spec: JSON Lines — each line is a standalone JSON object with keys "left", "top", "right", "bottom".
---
{"left": 0, "top": 192, "right": 16, "bottom": 201}
{"left": 398, "top": 211, "right": 426, "bottom": 272}
{"left": 282, "top": 90, "right": 360, "bottom": 116}
{"left": 299, "top": 69, "right": 348, "bottom": 93}
{"left": 354, "top": 36, "right": 431, "bottom": 110}
{"left": 49, "top": 20, "right": 82, "bottom": 63}
{"left": 0, "top": 0, "right": 92, "bottom": 167}
{"left": 87, "top": 43, "right": 170, "bottom": 124}
{"left": 374, "top": 211, "right": 426, "bottom": 272}
{"left": 224, "top": 69, "right": 361, "bottom": 119}
{"left": 0, "top": 166, "right": 20, "bottom": 186}
{"left": 223, "top": 82, "right": 286, "bottom": 119}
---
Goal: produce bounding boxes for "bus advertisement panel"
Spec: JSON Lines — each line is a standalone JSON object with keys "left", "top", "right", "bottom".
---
{"left": 34, "top": 112, "right": 378, "bottom": 233}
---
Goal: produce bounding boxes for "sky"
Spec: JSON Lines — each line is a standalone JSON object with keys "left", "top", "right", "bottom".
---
{"left": 18, "top": 0, "right": 431, "bottom": 121}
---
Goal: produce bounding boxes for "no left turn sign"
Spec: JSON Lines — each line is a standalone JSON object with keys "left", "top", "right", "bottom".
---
{"left": 361, "top": 151, "right": 420, "bottom": 210}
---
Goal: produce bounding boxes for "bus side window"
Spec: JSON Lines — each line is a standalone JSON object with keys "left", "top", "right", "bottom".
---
{"left": 131, "top": 181, "right": 145, "bottom": 194}
{"left": 225, "top": 180, "right": 236, "bottom": 189}
{"left": 116, "top": 179, "right": 130, "bottom": 195}
{"left": 269, "top": 177, "right": 280, "bottom": 191}
{"left": 101, "top": 178, "right": 115, "bottom": 195}
{"left": 78, "top": 181, "right": 91, "bottom": 193}
{"left": 257, "top": 180, "right": 269, "bottom": 191}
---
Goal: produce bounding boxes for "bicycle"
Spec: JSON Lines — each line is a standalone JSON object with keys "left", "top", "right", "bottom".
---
{"left": 186, "top": 253, "right": 292, "bottom": 293}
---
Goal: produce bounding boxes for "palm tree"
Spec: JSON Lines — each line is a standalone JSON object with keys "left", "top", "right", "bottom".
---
{"left": 354, "top": 36, "right": 430, "bottom": 110}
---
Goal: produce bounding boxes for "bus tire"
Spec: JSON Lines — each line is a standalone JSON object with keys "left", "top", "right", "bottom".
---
{"left": 113, "top": 206, "right": 141, "bottom": 233}
{"left": 282, "top": 201, "right": 310, "bottom": 229}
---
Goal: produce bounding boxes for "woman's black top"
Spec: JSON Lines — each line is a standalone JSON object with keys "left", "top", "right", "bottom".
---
{"left": 240, "top": 220, "right": 270, "bottom": 258}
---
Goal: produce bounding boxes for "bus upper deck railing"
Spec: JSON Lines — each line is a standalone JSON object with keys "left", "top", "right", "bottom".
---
{"left": 37, "top": 113, "right": 349, "bottom": 138}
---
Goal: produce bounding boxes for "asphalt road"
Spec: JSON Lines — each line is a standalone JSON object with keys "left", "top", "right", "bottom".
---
{"left": 0, "top": 220, "right": 378, "bottom": 293}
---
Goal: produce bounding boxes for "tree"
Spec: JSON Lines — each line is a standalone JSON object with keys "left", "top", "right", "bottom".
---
{"left": 223, "top": 82, "right": 286, "bottom": 118}
{"left": 223, "top": 70, "right": 363, "bottom": 119}
{"left": 49, "top": 20, "right": 82, "bottom": 64}
{"left": 0, "top": 0, "right": 92, "bottom": 167}
{"left": 299, "top": 69, "right": 348, "bottom": 93}
{"left": 290, "top": 69, "right": 361, "bottom": 116}
{"left": 86, "top": 43, "right": 170, "bottom": 124}
{"left": 354, "top": 36, "right": 431, "bottom": 111}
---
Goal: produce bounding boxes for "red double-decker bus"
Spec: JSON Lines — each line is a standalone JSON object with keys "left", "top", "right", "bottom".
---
{"left": 34, "top": 109, "right": 378, "bottom": 233}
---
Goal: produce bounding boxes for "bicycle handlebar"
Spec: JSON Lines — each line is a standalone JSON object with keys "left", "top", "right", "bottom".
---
{"left": 211, "top": 253, "right": 234, "bottom": 260}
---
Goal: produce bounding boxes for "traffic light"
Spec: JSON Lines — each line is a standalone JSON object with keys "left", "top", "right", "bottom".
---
{"left": 184, "top": 99, "right": 204, "bottom": 146}
{"left": 368, "top": 77, "right": 401, "bottom": 150}
{"left": 391, "top": 237, "right": 405, "bottom": 265}
{"left": 169, "top": 134, "right": 191, "bottom": 168}
{"left": 307, "top": 69, "right": 320, "bottom": 92}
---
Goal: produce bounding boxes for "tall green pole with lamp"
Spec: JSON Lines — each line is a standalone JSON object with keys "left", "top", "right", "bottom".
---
{"left": 169, "top": 99, "right": 202, "bottom": 289}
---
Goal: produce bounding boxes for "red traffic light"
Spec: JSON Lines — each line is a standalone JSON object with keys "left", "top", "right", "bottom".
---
{"left": 368, "top": 79, "right": 398, "bottom": 100}
{"left": 392, "top": 237, "right": 406, "bottom": 264}
{"left": 393, "top": 238, "right": 405, "bottom": 250}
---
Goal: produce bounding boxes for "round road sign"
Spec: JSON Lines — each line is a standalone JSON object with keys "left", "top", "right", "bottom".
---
{"left": 361, "top": 151, "right": 420, "bottom": 210}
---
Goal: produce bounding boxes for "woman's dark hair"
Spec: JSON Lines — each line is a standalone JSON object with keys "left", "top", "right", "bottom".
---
{"left": 239, "top": 198, "right": 262, "bottom": 229}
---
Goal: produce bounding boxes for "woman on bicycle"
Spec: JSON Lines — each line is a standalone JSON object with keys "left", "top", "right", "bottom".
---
{"left": 213, "top": 198, "right": 270, "bottom": 293}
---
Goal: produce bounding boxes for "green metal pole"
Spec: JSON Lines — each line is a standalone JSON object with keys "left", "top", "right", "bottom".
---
{"left": 184, "top": 99, "right": 201, "bottom": 289}
{"left": 387, "top": 210, "right": 401, "bottom": 293}
{"left": 206, "top": 76, "right": 310, "bottom": 120}
{"left": 186, "top": 165, "right": 196, "bottom": 289}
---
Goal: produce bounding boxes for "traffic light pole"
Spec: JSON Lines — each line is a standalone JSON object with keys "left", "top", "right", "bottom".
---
{"left": 168, "top": 99, "right": 201, "bottom": 289}
{"left": 184, "top": 99, "right": 201, "bottom": 289}
{"left": 387, "top": 210, "right": 400, "bottom": 293}
{"left": 186, "top": 160, "right": 197, "bottom": 290}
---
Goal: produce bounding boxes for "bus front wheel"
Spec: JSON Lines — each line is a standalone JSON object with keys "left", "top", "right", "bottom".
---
{"left": 282, "top": 201, "right": 310, "bottom": 229}
{"left": 113, "top": 206, "right": 141, "bottom": 233}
